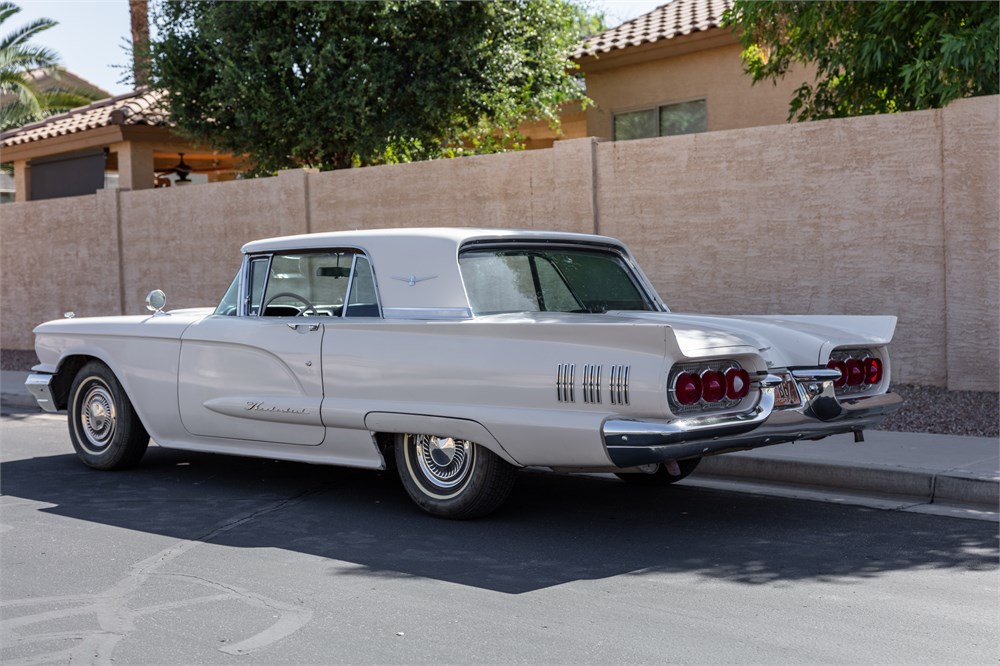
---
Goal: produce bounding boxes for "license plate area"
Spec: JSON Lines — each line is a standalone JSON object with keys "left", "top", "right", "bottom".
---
{"left": 773, "top": 373, "right": 801, "bottom": 408}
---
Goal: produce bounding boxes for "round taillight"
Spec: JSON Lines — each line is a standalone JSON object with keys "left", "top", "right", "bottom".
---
{"left": 845, "top": 359, "right": 865, "bottom": 386}
{"left": 725, "top": 367, "right": 751, "bottom": 400}
{"left": 827, "top": 360, "right": 847, "bottom": 387}
{"left": 674, "top": 372, "right": 702, "bottom": 405}
{"left": 701, "top": 370, "right": 726, "bottom": 402}
{"left": 864, "top": 357, "right": 883, "bottom": 384}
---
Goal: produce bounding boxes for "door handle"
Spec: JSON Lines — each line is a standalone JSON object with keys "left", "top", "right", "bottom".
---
{"left": 287, "top": 323, "right": 320, "bottom": 331}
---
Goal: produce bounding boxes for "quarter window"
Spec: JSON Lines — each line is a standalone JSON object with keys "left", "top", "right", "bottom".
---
{"left": 613, "top": 99, "right": 707, "bottom": 141}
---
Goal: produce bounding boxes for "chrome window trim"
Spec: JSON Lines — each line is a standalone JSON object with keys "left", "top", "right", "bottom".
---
{"left": 382, "top": 307, "right": 473, "bottom": 321}
{"left": 245, "top": 254, "right": 273, "bottom": 317}
{"left": 341, "top": 254, "right": 359, "bottom": 318}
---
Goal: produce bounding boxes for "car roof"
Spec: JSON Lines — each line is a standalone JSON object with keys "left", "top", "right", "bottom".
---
{"left": 239, "top": 228, "right": 638, "bottom": 314}
{"left": 240, "top": 227, "right": 624, "bottom": 254}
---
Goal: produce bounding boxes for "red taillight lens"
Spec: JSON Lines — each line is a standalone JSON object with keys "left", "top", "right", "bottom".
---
{"left": 864, "top": 357, "right": 883, "bottom": 384}
{"left": 701, "top": 370, "right": 726, "bottom": 402}
{"left": 725, "top": 368, "right": 751, "bottom": 400}
{"left": 674, "top": 372, "right": 702, "bottom": 405}
{"left": 845, "top": 359, "right": 865, "bottom": 386}
{"left": 827, "top": 360, "right": 847, "bottom": 388}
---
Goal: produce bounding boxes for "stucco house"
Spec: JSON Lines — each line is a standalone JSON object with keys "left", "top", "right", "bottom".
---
{"left": 0, "top": 88, "right": 242, "bottom": 203}
{"left": 524, "top": 0, "right": 808, "bottom": 148}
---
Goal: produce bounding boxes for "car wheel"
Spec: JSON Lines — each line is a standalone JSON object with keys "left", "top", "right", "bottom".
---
{"left": 614, "top": 457, "right": 701, "bottom": 485}
{"left": 68, "top": 361, "right": 149, "bottom": 470}
{"left": 394, "top": 433, "right": 516, "bottom": 519}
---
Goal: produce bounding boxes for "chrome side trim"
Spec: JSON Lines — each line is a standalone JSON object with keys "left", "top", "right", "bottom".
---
{"left": 382, "top": 307, "right": 473, "bottom": 320}
{"left": 582, "top": 364, "right": 602, "bottom": 404}
{"left": 25, "top": 373, "right": 58, "bottom": 413}
{"left": 557, "top": 363, "right": 577, "bottom": 403}
{"left": 610, "top": 364, "right": 630, "bottom": 405}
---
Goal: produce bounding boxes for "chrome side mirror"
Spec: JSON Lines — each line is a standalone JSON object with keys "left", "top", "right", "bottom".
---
{"left": 145, "top": 289, "right": 167, "bottom": 314}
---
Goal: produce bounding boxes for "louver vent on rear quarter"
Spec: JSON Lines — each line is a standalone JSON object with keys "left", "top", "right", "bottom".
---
{"left": 557, "top": 363, "right": 630, "bottom": 405}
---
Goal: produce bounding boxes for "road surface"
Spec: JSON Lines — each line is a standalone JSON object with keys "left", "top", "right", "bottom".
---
{"left": 2, "top": 412, "right": 996, "bottom": 664}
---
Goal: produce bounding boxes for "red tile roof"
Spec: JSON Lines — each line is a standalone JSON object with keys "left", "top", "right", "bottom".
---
{"left": 1, "top": 87, "right": 170, "bottom": 149}
{"left": 573, "top": 0, "right": 732, "bottom": 60}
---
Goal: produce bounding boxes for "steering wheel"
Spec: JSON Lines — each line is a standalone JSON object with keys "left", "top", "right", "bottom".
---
{"left": 263, "top": 292, "right": 319, "bottom": 316}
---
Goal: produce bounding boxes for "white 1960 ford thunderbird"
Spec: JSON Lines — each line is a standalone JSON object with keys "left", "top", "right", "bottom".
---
{"left": 26, "top": 228, "right": 902, "bottom": 518}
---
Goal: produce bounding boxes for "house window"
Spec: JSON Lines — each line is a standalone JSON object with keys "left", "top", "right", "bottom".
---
{"left": 613, "top": 99, "right": 707, "bottom": 141}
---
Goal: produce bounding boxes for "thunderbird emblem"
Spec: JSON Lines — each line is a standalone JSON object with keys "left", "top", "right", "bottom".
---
{"left": 392, "top": 274, "right": 437, "bottom": 286}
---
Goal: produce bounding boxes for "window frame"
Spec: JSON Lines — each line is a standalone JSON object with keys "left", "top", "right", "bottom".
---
{"left": 612, "top": 97, "right": 708, "bottom": 141}
{"left": 232, "top": 247, "right": 383, "bottom": 319}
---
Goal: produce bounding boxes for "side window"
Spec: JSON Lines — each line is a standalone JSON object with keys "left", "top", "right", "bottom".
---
{"left": 248, "top": 257, "right": 269, "bottom": 315}
{"left": 260, "top": 252, "right": 354, "bottom": 316}
{"left": 345, "top": 255, "right": 380, "bottom": 317}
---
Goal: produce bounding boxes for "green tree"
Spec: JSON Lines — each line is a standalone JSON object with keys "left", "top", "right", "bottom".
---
{"left": 725, "top": 1, "right": 1000, "bottom": 121}
{"left": 151, "top": 0, "right": 589, "bottom": 173}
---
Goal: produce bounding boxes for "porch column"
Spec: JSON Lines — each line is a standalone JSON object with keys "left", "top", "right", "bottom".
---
{"left": 113, "top": 141, "right": 155, "bottom": 191}
{"left": 13, "top": 160, "right": 30, "bottom": 202}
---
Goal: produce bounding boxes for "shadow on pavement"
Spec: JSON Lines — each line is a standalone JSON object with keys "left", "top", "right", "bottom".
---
{"left": 2, "top": 446, "right": 997, "bottom": 594}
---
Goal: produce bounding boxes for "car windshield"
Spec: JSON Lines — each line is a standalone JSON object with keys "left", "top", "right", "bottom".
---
{"left": 459, "top": 245, "right": 656, "bottom": 315}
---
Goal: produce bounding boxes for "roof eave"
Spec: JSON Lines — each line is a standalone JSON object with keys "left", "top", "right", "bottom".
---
{"left": 573, "top": 27, "right": 737, "bottom": 73}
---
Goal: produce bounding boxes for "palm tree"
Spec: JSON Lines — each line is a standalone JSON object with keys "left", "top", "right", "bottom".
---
{"left": 129, "top": 0, "right": 149, "bottom": 87}
{"left": 0, "top": 1, "right": 97, "bottom": 131}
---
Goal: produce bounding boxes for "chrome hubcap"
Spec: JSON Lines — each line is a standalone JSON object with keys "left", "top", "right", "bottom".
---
{"left": 414, "top": 435, "right": 473, "bottom": 489}
{"left": 79, "top": 383, "right": 116, "bottom": 451}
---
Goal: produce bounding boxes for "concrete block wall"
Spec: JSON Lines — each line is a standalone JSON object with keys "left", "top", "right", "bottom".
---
{"left": 1, "top": 96, "right": 996, "bottom": 390}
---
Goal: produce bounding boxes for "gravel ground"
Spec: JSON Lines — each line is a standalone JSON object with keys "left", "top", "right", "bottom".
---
{"left": 877, "top": 383, "right": 999, "bottom": 437}
{"left": 3, "top": 351, "right": 997, "bottom": 437}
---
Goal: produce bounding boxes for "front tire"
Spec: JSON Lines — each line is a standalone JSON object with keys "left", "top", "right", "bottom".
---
{"left": 394, "top": 433, "right": 516, "bottom": 519}
{"left": 615, "top": 457, "right": 701, "bottom": 485}
{"left": 68, "top": 361, "right": 149, "bottom": 470}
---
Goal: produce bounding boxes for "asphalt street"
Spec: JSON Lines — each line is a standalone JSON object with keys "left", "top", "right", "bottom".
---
{"left": 2, "top": 412, "right": 997, "bottom": 664}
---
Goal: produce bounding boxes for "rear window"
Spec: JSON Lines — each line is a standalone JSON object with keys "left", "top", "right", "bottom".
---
{"left": 459, "top": 246, "right": 655, "bottom": 315}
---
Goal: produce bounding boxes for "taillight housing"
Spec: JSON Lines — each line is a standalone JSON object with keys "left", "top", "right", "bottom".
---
{"left": 674, "top": 372, "right": 702, "bottom": 406}
{"left": 827, "top": 349, "right": 885, "bottom": 395}
{"left": 669, "top": 361, "right": 755, "bottom": 413}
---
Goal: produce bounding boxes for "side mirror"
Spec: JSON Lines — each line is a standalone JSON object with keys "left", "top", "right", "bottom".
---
{"left": 145, "top": 289, "right": 167, "bottom": 314}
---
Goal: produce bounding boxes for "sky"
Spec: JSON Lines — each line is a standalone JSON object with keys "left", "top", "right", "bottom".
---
{"left": 11, "top": 0, "right": 666, "bottom": 97}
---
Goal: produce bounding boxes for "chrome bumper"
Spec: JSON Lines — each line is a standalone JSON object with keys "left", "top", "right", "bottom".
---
{"left": 25, "top": 373, "right": 59, "bottom": 413}
{"left": 603, "top": 375, "right": 903, "bottom": 467}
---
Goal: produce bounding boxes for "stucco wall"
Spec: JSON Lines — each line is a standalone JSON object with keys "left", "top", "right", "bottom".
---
{"left": 596, "top": 109, "right": 948, "bottom": 386}
{"left": 1, "top": 96, "right": 996, "bottom": 391}
{"left": 306, "top": 140, "right": 595, "bottom": 235}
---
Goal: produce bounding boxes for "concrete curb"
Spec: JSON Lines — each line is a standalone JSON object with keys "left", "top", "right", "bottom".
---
{"left": 698, "top": 455, "right": 999, "bottom": 511}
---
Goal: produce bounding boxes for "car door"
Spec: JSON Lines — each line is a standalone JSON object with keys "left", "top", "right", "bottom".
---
{"left": 177, "top": 251, "right": 357, "bottom": 446}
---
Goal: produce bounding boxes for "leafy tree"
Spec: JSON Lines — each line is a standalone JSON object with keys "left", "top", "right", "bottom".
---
{"left": 0, "top": 1, "right": 99, "bottom": 130}
{"left": 725, "top": 1, "right": 1000, "bottom": 121}
{"left": 151, "top": 0, "right": 589, "bottom": 173}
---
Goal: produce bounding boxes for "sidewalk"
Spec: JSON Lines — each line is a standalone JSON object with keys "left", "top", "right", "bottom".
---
{"left": 4, "top": 370, "right": 997, "bottom": 515}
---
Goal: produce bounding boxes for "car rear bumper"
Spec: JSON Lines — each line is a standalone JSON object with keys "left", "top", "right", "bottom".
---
{"left": 603, "top": 378, "right": 903, "bottom": 468}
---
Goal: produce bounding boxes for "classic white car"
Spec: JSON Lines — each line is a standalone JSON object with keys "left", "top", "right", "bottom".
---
{"left": 26, "top": 228, "right": 902, "bottom": 518}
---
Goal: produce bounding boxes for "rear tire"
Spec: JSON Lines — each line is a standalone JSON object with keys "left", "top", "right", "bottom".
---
{"left": 394, "top": 433, "right": 516, "bottom": 519}
{"left": 68, "top": 361, "right": 149, "bottom": 470}
{"left": 615, "top": 457, "right": 701, "bottom": 485}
